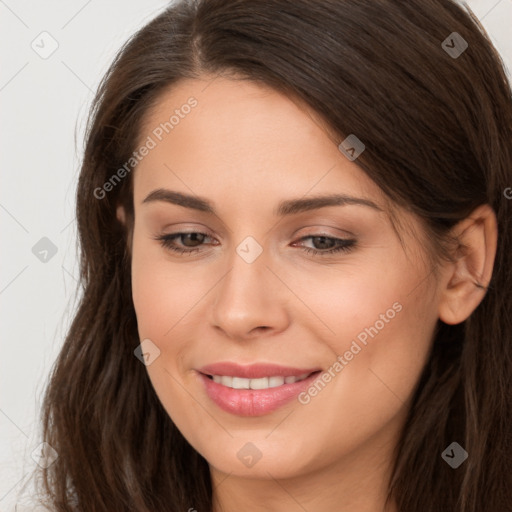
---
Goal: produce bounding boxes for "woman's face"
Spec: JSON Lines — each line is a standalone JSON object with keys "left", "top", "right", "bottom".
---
{"left": 127, "top": 75, "right": 442, "bottom": 483}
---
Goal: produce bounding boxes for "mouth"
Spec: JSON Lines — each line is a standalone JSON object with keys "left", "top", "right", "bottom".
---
{"left": 196, "top": 364, "right": 323, "bottom": 416}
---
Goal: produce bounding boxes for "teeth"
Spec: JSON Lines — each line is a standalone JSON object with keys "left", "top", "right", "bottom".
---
{"left": 268, "top": 376, "right": 284, "bottom": 387}
{"left": 232, "top": 377, "right": 250, "bottom": 389}
{"left": 210, "top": 372, "right": 311, "bottom": 389}
{"left": 249, "top": 377, "right": 269, "bottom": 390}
{"left": 220, "top": 376, "right": 233, "bottom": 387}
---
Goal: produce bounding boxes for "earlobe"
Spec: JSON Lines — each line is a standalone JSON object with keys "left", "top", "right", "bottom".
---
{"left": 438, "top": 204, "right": 497, "bottom": 325}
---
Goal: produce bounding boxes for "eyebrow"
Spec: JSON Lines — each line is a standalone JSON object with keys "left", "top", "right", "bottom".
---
{"left": 142, "top": 188, "right": 383, "bottom": 215}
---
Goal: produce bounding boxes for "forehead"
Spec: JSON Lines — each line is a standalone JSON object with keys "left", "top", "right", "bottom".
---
{"left": 133, "top": 75, "right": 386, "bottom": 209}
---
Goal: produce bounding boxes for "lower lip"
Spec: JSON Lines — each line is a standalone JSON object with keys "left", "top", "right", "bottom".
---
{"left": 197, "top": 371, "right": 321, "bottom": 416}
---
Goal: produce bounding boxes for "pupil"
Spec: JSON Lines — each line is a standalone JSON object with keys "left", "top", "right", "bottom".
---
{"left": 183, "top": 233, "right": 204, "bottom": 247}
{"left": 314, "top": 236, "right": 333, "bottom": 249}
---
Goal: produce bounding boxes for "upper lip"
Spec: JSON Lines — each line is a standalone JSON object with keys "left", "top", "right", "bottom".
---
{"left": 197, "top": 362, "right": 321, "bottom": 379}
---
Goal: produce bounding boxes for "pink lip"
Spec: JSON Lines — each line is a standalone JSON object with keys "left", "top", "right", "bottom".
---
{"left": 196, "top": 362, "right": 322, "bottom": 416}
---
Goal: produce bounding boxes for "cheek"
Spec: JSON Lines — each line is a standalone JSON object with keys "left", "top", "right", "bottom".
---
{"left": 130, "top": 240, "right": 208, "bottom": 424}
{"left": 276, "top": 245, "right": 426, "bottom": 348}
{"left": 284, "top": 289, "right": 436, "bottom": 475}
{"left": 289, "top": 249, "right": 437, "bottom": 412}
{"left": 130, "top": 235, "right": 216, "bottom": 408}
{"left": 131, "top": 231, "right": 207, "bottom": 339}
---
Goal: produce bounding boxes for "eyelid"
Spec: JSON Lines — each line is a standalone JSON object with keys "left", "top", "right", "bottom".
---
{"left": 292, "top": 224, "right": 357, "bottom": 239}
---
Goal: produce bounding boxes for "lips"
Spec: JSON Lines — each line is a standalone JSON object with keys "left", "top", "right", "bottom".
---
{"left": 196, "top": 362, "right": 322, "bottom": 416}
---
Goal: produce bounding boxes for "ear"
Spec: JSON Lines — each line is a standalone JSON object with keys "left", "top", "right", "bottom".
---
{"left": 116, "top": 204, "right": 134, "bottom": 255}
{"left": 116, "top": 204, "right": 126, "bottom": 225}
{"left": 438, "top": 204, "right": 497, "bottom": 325}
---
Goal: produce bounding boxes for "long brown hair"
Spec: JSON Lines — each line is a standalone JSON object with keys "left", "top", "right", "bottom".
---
{"left": 34, "top": 0, "right": 512, "bottom": 510}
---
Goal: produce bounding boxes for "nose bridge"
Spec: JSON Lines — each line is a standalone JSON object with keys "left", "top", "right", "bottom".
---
{"left": 210, "top": 233, "right": 289, "bottom": 338}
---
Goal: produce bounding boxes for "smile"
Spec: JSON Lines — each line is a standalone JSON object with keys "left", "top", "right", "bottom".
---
{"left": 196, "top": 363, "right": 323, "bottom": 416}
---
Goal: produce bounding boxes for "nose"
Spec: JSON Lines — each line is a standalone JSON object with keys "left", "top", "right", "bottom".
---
{"left": 210, "top": 240, "right": 290, "bottom": 341}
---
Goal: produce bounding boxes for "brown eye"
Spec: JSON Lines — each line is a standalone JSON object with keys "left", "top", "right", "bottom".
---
{"left": 154, "top": 231, "right": 215, "bottom": 254}
{"left": 179, "top": 233, "right": 207, "bottom": 247}
{"left": 294, "top": 235, "right": 357, "bottom": 256}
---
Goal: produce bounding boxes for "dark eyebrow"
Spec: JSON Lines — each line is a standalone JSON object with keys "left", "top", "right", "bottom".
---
{"left": 142, "top": 188, "right": 383, "bottom": 215}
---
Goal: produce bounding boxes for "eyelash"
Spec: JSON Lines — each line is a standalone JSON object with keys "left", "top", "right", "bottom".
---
{"left": 153, "top": 232, "right": 356, "bottom": 256}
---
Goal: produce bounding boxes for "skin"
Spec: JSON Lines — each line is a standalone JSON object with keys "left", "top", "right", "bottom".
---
{"left": 117, "top": 75, "right": 497, "bottom": 512}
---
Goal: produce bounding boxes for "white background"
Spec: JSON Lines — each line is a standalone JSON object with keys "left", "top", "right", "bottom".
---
{"left": 1, "top": 0, "right": 511, "bottom": 509}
